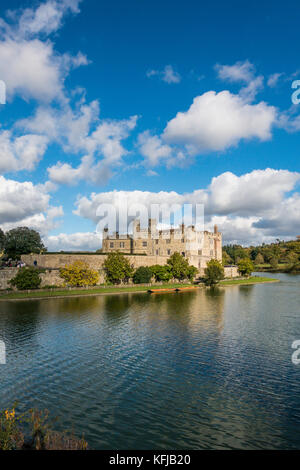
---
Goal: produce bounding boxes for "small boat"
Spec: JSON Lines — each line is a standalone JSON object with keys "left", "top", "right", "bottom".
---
{"left": 148, "top": 286, "right": 200, "bottom": 294}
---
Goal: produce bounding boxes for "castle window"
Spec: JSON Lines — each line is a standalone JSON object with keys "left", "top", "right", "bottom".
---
{"left": 110, "top": 242, "right": 114, "bottom": 248}
{"left": 120, "top": 242, "right": 125, "bottom": 248}
{"left": 167, "top": 249, "right": 171, "bottom": 255}
{"left": 156, "top": 239, "right": 159, "bottom": 244}
{"left": 166, "top": 239, "right": 171, "bottom": 244}
{"left": 181, "top": 238, "right": 184, "bottom": 243}
{"left": 156, "top": 250, "right": 159, "bottom": 255}
{"left": 142, "top": 241, "right": 147, "bottom": 247}
{"left": 198, "top": 250, "right": 202, "bottom": 255}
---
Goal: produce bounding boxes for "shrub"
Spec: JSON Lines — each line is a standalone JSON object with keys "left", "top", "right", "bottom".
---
{"left": 0, "top": 405, "right": 87, "bottom": 450}
{"left": 59, "top": 261, "right": 99, "bottom": 287}
{"left": 10, "top": 267, "right": 41, "bottom": 290}
{"left": 238, "top": 258, "right": 254, "bottom": 277}
{"left": 103, "top": 252, "right": 134, "bottom": 284}
{"left": 150, "top": 264, "right": 173, "bottom": 282}
{"left": 204, "top": 260, "right": 224, "bottom": 286}
{"left": 133, "top": 266, "right": 152, "bottom": 284}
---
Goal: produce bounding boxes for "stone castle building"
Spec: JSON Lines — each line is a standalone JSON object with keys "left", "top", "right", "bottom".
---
{"left": 102, "top": 219, "right": 222, "bottom": 273}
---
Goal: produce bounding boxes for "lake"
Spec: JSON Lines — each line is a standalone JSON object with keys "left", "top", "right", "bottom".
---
{"left": 0, "top": 273, "right": 300, "bottom": 449}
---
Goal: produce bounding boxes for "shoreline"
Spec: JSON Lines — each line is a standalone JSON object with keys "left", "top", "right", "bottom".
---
{"left": 0, "top": 277, "right": 279, "bottom": 301}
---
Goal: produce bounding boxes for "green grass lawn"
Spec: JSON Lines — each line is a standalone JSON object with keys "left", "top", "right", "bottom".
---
{"left": 220, "top": 276, "right": 279, "bottom": 286}
{"left": 0, "top": 283, "right": 193, "bottom": 300}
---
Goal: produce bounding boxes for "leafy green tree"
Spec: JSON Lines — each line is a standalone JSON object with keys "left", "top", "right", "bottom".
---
{"left": 238, "top": 258, "right": 254, "bottom": 277}
{"left": 254, "top": 253, "right": 264, "bottom": 265}
{"left": 167, "top": 252, "right": 190, "bottom": 280}
{"left": 269, "top": 257, "right": 279, "bottom": 269}
{"left": 10, "top": 267, "right": 41, "bottom": 290}
{"left": 186, "top": 265, "right": 198, "bottom": 281}
{"left": 222, "top": 250, "right": 232, "bottom": 266}
{"left": 0, "top": 229, "right": 5, "bottom": 252}
{"left": 103, "top": 252, "right": 134, "bottom": 284}
{"left": 204, "top": 259, "right": 224, "bottom": 286}
{"left": 150, "top": 265, "right": 173, "bottom": 282}
{"left": 4, "top": 227, "right": 46, "bottom": 259}
{"left": 133, "top": 266, "right": 153, "bottom": 284}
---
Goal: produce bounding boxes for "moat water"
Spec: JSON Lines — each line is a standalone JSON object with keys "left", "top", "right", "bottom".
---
{"left": 0, "top": 273, "right": 300, "bottom": 449}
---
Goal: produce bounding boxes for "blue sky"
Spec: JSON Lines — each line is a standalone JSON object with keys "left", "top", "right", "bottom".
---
{"left": 0, "top": 0, "right": 300, "bottom": 249}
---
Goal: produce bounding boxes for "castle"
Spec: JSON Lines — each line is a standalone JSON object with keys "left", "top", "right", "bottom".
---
{"left": 102, "top": 219, "right": 222, "bottom": 275}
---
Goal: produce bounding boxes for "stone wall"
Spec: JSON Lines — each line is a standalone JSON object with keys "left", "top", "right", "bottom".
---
{"left": 0, "top": 268, "right": 18, "bottom": 290}
{"left": 0, "top": 258, "right": 239, "bottom": 291}
{"left": 21, "top": 254, "right": 239, "bottom": 278}
{"left": 224, "top": 265, "right": 239, "bottom": 278}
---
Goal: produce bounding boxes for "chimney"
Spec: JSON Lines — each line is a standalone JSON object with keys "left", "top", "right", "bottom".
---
{"left": 214, "top": 225, "right": 218, "bottom": 234}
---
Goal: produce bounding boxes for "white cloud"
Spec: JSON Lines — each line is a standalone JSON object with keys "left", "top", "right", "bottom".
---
{"left": 0, "top": 176, "right": 63, "bottom": 236}
{"left": 0, "top": 131, "right": 48, "bottom": 173}
{"left": 267, "top": 73, "right": 284, "bottom": 88}
{"left": 74, "top": 169, "right": 300, "bottom": 245}
{"left": 46, "top": 231, "right": 100, "bottom": 251}
{"left": 215, "top": 60, "right": 264, "bottom": 102}
{"left": 163, "top": 91, "right": 276, "bottom": 154}
{"left": 147, "top": 65, "right": 181, "bottom": 84}
{"left": 0, "top": 1, "right": 87, "bottom": 103}
{"left": 138, "top": 131, "right": 173, "bottom": 167}
{"left": 1, "top": 0, "right": 82, "bottom": 39}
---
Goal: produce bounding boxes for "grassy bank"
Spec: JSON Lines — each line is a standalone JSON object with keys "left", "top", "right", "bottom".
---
{"left": 0, "top": 283, "right": 193, "bottom": 300}
{"left": 220, "top": 276, "right": 279, "bottom": 286}
{"left": 0, "top": 276, "right": 281, "bottom": 300}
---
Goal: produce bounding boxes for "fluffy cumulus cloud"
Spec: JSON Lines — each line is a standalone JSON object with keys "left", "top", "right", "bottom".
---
{"left": 0, "top": 0, "right": 86, "bottom": 103}
{"left": 162, "top": 91, "right": 276, "bottom": 155}
{"left": 46, "top": 231, "right": 100, "bottom": 251}
{"left": 0, "top": 131, "right": 48, "bottom": 173}
{"left": 73, "top": 168, "right": 300, "bottom": 245}
{"left": 147, "top": 65, "right": 181, "bottom": 84}
{"left": 0, "top": 176, "right": 62, "bottom": 235}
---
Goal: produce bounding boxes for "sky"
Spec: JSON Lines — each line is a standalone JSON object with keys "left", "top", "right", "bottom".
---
{"left": 1, "top": 0, "right": 300, "bottom": 250}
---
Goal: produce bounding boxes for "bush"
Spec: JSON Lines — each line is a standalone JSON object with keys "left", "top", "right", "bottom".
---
{"left": 238, "top": 258, "right": 254, "bottom": 277}
{"left": 133, "top": 266, "right": 152, "bottom": 284}
{"left": 10, "top": 267, "right": 41, "bottom": 290}
{"left": 59, "top": 261, "right": 99, "bottom": 287}
{"left": 150, "top": 264, "right": 173, "bottom": 282}
{"left": 204, "top": 260, "right": 224, "bottom": 286}
{"left": 103, "top": 252, "right": 134, "bottom": 284}
{"left": 0, "top": 405, "right": 87, "bottom": 450}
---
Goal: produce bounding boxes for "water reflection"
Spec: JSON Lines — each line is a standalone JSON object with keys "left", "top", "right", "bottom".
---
{"left": 0, "top": 275, "right": 300, "bottom": 449}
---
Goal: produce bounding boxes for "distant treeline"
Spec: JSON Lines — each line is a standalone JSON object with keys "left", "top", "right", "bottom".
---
{"left": 223, "top": 238, "right": 300, "bottom": 272}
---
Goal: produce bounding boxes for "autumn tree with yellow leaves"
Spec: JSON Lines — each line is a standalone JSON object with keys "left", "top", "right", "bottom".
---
{"left": 59, "top": 260, "right": 99, "bottom": 287}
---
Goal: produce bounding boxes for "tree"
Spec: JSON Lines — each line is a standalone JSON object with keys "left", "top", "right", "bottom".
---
{"left": 133, "top": 266, "right": 153, "bottom": 284}
{"left": 222, "top": 250, "right": 232, "bottom": 266}
{"left": 60, "top": 261, "right": 99, "bottom": 287}
{"left": 254, "top": 253, "right": 264, "bottom": 265}
{"left": 150, "top": 264, "right": 173, "bottom": 282}
{"left": 103, "top": 252, "right": 134, "bottom": 284}
{"left": 269, "top": 257, "right": 279, "bottom": 269}
{"left": 0, "top": 229, "right": 5, "bottom": 252}
{"left": 10, "top": 267, "right": 41, "bottom": 290}
{"left": 238, "top": 258, "right": 254, "bottom": 277}
{"left": 204, "top": 259, "right": 224, "bottom": 286}
{"left": 167, "top": 252, "right": 190, "bottom": 280}
{"left": 4, "top": 227, "right": 46, "bottom": 259}
{"left": 187, "top": 265, "right": 198, "bottom": 281}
